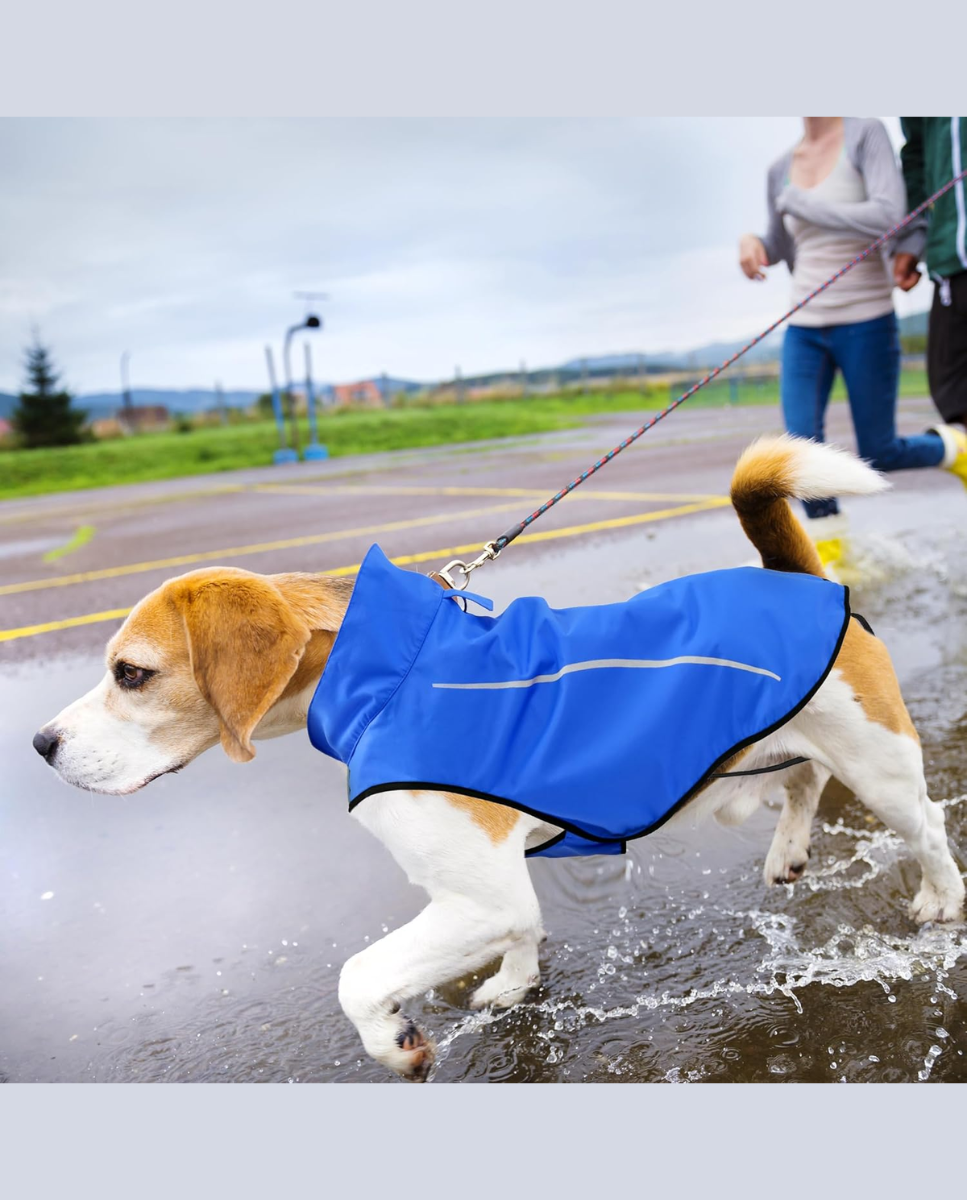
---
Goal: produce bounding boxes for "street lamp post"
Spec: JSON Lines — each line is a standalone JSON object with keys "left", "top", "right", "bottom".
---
{"left": 283, "top": 312, "right": 327, "bottom": 461}
{"left": 303, "top": 342, "right": 329, "bottom": 460}
{"left": 264, "top": 345, "right": 298, "bottom": 464}
{"left": 120, "top": 351, "right": 132, "bottom": 410}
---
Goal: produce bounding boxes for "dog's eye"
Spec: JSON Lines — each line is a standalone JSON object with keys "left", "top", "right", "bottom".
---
{"left": 115, "top": 662, "right": 155, "bottom": 690}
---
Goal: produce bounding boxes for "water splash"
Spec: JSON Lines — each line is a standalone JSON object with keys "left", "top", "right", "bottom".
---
{"left": 431, "top": 794, "right": 967, "bottom": 1078}
{"left": 918, "top": 1044, "right": 943, "bottom": 1082}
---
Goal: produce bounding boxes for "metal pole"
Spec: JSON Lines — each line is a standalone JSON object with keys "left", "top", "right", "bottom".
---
{"left": 282, "top": 324, "right": 302, "bottom": 457}
{"left": 304, "top": 344, "right": 319, "bottom": 442}
{"left": 303, "top": 342, "right": 328, "bottom": 460}
{"left": 265, "top": 345, "right": 297, "bottom": 464}
{"left": 120, "top": 351, "right": 132, "bottom": 410}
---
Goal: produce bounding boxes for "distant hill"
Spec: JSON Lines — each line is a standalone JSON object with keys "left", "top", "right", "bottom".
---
{"left": 0, "top": 379, "right": 430, "bottom": 423}
{"left": 561, "top": 339, "right": 778, "bottom": 376}
{"left": 0, "top": 388, "right": 263, "bottom": 422}
{"left": 899, "top": 310, "right": 928, "bottom": 336}
{"left": 379, "top": 376, "right": 423, "bottom": 395}
{"left": 0, "top": 314, "right": 929, "bottom": 423}
{"left": 554, "top": 311, "right": 928, "bottom": 378}
{"left": 77, "top": 389, "right": 264, "bottom": 419}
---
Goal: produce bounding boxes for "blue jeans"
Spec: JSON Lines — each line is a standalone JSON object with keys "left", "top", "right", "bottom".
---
{"left": 781, "top": 312, "right": 943, "bottom": 518}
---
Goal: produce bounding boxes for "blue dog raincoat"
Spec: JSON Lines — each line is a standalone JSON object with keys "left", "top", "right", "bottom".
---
{"left": 307, "top": 545, "right": 850, "bottom": 858}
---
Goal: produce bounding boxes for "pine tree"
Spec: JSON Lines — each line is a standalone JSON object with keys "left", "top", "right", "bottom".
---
{"left": 13, "top": 341, "right": 87, "bottom": 448}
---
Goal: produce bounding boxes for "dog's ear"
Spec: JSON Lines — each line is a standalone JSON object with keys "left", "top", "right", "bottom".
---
{"left": 173, "top": 572, "right": 312, "bottom": 763}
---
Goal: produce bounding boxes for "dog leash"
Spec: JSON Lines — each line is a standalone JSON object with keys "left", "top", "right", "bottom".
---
{"left": 435, "top": 167, "right": 967, "bottom": 589}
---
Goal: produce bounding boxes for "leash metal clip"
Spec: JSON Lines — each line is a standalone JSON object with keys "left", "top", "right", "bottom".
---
{"left": 436, "top": 541, "right": 500, "bottom": 590}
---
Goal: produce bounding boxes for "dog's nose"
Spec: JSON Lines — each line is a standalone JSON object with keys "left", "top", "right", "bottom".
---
{"left": 33, "top": 728, "right": 61, "bottom": 762}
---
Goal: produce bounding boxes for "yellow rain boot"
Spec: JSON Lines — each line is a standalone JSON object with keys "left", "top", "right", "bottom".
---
{"left": 805, "top": 513, "right": 851, "bottom": 583}
{"left": 930, "top": 423, "right": 967, "bottom": 488}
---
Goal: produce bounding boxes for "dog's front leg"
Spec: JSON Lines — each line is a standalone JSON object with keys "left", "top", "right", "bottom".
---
{"left": 341, "top": 789, "right": 545, "bottom": 1079}
{"left": 339, "top": 894, "right": 530, "bottom": 1080}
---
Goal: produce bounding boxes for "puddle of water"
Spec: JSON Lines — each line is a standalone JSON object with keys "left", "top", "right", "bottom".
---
{"left": 0, "top": 536, "right": 63, "bottom": 561}
{"left": 2, "top": 487, "right": 966, "bottom": 1082}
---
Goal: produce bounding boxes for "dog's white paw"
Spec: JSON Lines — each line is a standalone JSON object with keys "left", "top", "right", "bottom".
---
{"left": 386, "top": 1017, "right": 436, "bottom": 1081}
{"left": 909, "top": 883, "right": 965, "bottom": 925}
{"left": 764, "top": 836, "right": 810, "bottom": 887}
{"left": 469, "top": 971, "right": 539, "bottom": 1010}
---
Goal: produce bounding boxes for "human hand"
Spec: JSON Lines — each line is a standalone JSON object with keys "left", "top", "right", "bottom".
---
{"left": 739, "top": 234, "right": 769, "bottom": 281}
{"left": 893, "top": 252, "right": 922, "bottom": 292}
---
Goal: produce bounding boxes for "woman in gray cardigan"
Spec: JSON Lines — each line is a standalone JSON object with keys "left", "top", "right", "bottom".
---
{"left": 739, "top": 117, "right": 964, "bottom": 576}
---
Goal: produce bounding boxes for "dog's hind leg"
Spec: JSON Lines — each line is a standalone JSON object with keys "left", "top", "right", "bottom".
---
{"left": 469, "top": 935, "right": 542, "bottom": 1010}
{"left": 793, "top": 676, "right": 964, "bottom": 923}
{"left": 904, "top": 786, "right": 965, "bottom": 924}
{"left": 852, "top": 770, "right": 963, "bottom": 924}
{"left": 340, "top": 790, "right": 544, "bottom": 1079}
{"left": 764, "top": 760, "right": 831, "bottom": 886}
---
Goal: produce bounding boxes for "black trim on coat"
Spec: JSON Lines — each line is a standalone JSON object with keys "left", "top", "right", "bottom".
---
{"left": 347, "top": 585, "right": 852, "bottom": 854}
{"left": 525, "top": 830, "right": 566, "bottom": 856}
{"left": 711, "top": 755, "right": 809, "bottom": 778}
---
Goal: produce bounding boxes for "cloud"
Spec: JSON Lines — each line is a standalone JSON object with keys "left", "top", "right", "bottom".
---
{"left": 0, "top": 117, "right": 930, "bottom": 392}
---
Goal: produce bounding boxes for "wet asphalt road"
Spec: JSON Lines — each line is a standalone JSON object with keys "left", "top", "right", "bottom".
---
{"left": 3, "top": 398, "right": 967, "bottom": 1083}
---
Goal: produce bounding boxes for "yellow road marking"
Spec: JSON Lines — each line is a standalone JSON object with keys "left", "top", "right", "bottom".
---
{"left": 253, "top": 483, "right": 724, "bottom": 504}
{"left": 43, "top": 524, "right": 96, "bottom": 563}
{"left": 0, "top": 501, "right": 528, "bottom": 597}
{"left": 2, "top": 607, "right": 137, "bottom": 641}
{"left": 0, "top": 497, "right": 729, "bottom": 642}
{"left": 0, "top": 484, "right": 249, "bottom": 526}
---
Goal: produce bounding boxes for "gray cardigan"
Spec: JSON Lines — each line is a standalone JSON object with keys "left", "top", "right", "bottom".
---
{"left": 759, "top": 118, "right": 907, "bottom": 272}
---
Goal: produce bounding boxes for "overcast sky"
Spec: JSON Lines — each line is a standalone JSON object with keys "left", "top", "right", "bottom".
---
{"left": 0, "top": 117, "right": 929, "bottom": 394}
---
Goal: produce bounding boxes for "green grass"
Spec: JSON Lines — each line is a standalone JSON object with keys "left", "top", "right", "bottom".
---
{"left": 0, "top": 400, "right": 588, "bottom": 501}
{"left": 0, "top": 370, "right": 931, "bottom": 501}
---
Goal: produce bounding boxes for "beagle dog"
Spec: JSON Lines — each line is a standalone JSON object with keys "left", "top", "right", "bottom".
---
{"left": 34, "top": 436, "right": 965, "bottom": 1080}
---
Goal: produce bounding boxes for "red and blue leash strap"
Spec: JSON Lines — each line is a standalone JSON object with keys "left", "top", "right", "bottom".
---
{"left": 490, "top": 168, "right": 967, "bottom": 554}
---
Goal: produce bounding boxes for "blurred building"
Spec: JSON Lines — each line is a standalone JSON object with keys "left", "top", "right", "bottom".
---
{"left": 117, "top": 405, "right": 170, "bottom": 434}
{"left": 333, "top": 380, "right": 384, "bottom": 407}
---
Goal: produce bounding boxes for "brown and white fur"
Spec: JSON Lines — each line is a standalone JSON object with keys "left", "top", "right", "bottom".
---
{"left": 33, "top": 436, "right": 965, "bottom": 1080}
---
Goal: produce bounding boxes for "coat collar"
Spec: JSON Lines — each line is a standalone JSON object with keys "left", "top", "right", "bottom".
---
{"left": 307, "top": 545, "right": 448, "bottom": 764}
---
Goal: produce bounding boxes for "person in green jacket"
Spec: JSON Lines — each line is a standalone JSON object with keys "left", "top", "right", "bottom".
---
{"left": 894, "top": 118, "right": 967, "bottom": 475}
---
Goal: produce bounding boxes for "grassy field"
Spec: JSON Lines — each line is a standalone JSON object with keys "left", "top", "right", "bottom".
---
{"left": 0, "top": 370, "right": 930, "bottom": 501}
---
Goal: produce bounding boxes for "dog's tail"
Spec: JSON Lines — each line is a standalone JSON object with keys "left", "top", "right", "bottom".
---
{"left": 731, "top": 434, "right": 888, "bottom": 576}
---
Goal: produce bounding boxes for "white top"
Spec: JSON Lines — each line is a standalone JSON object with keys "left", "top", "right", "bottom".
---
{"left": 758, "top": 119, "right": 905, "bottom": 328}
{"left": 785, "top": 152, "right": 895, "bottom": 327}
